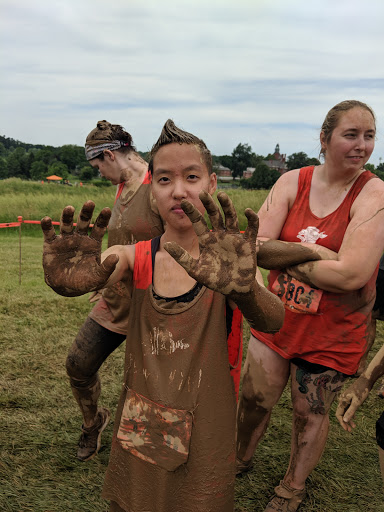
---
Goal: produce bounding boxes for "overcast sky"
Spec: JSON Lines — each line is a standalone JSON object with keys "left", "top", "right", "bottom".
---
{"left": 1, "top": 0, "right": 384, "bottom": 165}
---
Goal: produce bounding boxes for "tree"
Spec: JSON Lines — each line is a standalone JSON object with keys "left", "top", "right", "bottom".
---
{"left": 7, "top": 147, "right": 26, "bottom": 178}
{"left": 286, "top": 152, "right": 319, "bottom": 171}
{"left": 250, "top": 154, "right": 265, "bottom": 168}
{"left": 35, "top": 148, "right": 56, "bottom": 166}
{"left": 0, "top": 157, "right": 7, "bottom": 179}
{"left": 365, "top": 163, "right": 375, "bottom": 172}
{"left": 231, "top": 143, "right": 254, "bottom": 178}
{"left": 48, "top": 161, "right": 69, "bottom": 179}
{"left": 373, "top": 162, "right": 384, "bottom": 181}
{"left": 30, "top": 161, "right": 48, "bottom": 181}
{"left": 307, "top": 157, "right": 321, "bottom": 166}
{"left": 241, "top": 163, "right": 280, "bottom": 190}
{"left": 79, "top": 166, "right": 96, "bottom": 182}
{"left": 59, "top": 145, "right": 87, "bottom": 171}
{"left": 213, "top": 154, "right": 233, "bottom": 170}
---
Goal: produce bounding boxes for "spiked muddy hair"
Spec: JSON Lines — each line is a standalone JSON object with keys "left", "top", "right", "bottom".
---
{"left": 148, "top": 119, "right": 213, "bottom": 174}
{"left": 320, "top": 100, "right": 376, "bottom": 158}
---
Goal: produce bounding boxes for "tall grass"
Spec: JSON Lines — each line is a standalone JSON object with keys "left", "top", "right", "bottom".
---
{"left": 0, "top": 178, "right": 269, "bottom": 236}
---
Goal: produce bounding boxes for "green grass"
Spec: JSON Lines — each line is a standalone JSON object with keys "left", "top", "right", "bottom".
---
{"left": 0, "top": 178, "right": 117, "bottom": 236}
{"left": 1, "top": 182, "right": 384, "bottom": 511}
{"left": 0, "top": 178, "right": 268, "bottom": 236}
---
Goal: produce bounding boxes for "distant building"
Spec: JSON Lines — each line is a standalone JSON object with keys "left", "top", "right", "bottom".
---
{"left": 263, "top": 144, "right": 288, "bottom": 174}
{"left": 242, "top": 167, "right": 255, "bottom": 179}
{"left": 214, "top": 164, "right": 233, "bottom": 181}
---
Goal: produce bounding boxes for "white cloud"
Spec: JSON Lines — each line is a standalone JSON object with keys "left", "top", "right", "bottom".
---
{"left": 1, "top": 0, "right": 384, "bottom": 164}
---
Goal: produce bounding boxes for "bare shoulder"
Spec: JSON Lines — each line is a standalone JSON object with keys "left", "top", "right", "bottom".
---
{"left": 257, "top": 169, "right": 300, "bottom": 238}
{"left": 267, "top": 169, "right": 299, "bottom": 205}
{"left": 351, "top": 175, "right": 384, "bottom": 215}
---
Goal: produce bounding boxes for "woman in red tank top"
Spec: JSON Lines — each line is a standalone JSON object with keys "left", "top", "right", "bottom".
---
{"left": 236, "top": 100, "right": 384, "bottom": 511}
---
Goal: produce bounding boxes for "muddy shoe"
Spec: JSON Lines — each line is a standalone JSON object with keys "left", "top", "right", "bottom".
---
{"left": 77, "top": 407, "right": 110, "bottom": 462}
{"left": 264, "top": 480, "right": 306, "bottom": 512}
{"left": 236, "top": 457, "right": 254, "bottom": 476}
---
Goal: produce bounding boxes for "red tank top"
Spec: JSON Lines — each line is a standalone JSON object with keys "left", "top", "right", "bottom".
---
{"left": 252, "top": 166, "right": 378, "bottom": 374}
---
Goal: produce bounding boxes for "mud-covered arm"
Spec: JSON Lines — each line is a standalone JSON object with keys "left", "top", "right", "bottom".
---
{"left": 41, "top": 201, "right": 130, "bottom": 297}
{"left": 336, "top": 343, "right": 384, "bottom": 432}
{"left": 164, "top": 191, "right": 285, "bottom": 333}
{"left": 256, "top": 239, "right": 337, "bottom": 270}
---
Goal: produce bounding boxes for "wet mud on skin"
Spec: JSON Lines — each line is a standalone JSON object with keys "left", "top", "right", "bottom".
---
{"left": 257, "top": 240, "right": 322, "bottom": 271}
{"left": 42, "top": 203, "right": 116, "bottom": 297}
{"left": 285, "top": 415, "right": 309, "bottom": 485}
{"left": 167, "top": 191, "right": 286, "bottom": 332}
{"left": 237, "top": 395, "right": 269, "bottom": 459}
{"left": 266, "top": 184, "right": 276, "bottom": 212}
{"left": 236, "top": 355, "right": 281, "bottom": 459}
{"left": 66, "top": 318, "right": 125, "bottom": 425}
{"left": 164, "top": 191, "right": 258, "bottom": 297}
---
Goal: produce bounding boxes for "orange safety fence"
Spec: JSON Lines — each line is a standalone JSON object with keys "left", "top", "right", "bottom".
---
{"left": 0, "top": 217, "right": 93, "bottom": 228}
{"left": 0, "top": 217, "right": 93, "bottom": 285}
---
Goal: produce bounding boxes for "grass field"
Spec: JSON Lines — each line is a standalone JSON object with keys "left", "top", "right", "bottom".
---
{"left": 1, "top": 180, "right": 384, "bottom": 511}
{"left": 0, "top": 178, "right": 269, "bottom": 235}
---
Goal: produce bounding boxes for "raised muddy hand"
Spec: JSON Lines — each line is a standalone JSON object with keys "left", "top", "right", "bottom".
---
{"left": 41, "top": 201, "right": 119, "bottom": 297}
{"left": 164, "top": 191, "right": 258, "bottom": 297}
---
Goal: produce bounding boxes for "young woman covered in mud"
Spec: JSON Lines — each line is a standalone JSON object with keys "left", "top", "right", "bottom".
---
{"left": 41, "top": 120, "right": 327, "bottom": 512}
{"left": 66, "top": 120, "right": 164, "bottom": 462}
{"left": 236, "top": 100, "right": 384, "bottom": 512}
{"left": 336, "top": 253, "right": 384, "bottom": 490}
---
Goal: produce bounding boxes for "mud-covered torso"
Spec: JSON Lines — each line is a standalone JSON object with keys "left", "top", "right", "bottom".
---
{"left": 102, "top": 240, "right": 236, "bottom": 512}
{"left": 107, "top": 175, "right": 163, "bottom": 246}
{"left": 89, "top": 173, "right": 164, "bottom": 334}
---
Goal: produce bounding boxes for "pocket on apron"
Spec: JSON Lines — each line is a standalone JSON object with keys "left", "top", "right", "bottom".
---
{"left": 117, "top": 387, "right": 193, "bottom": 471}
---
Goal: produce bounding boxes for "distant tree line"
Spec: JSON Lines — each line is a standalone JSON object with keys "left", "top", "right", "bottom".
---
{"left": 0, "top": 135, "right": 98, "bottom": 183}
{"left": 1, "top": 136, "right": 383, "bottom": 188}
{"left": 213, "top": 143, "right": 384, "bottom": 190}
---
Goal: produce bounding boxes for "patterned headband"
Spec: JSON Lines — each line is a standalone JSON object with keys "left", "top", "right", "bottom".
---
{"left": 85, "top": 141, "right": 130, "bottom": 161}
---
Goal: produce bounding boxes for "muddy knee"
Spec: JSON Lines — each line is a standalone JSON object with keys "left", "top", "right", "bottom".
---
{"left": 66, "top": 317, "right": 119, "bottom": 381}
{"left": 65, "top": 349, "right": 96, "bottom": 383}
{"left": 240, "top": 366, "right": 282, "bottom": 413}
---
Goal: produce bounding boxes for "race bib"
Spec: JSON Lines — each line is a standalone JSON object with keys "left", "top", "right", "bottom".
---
{"left": 271, "top": 273, "right": 322, "bottom": 314}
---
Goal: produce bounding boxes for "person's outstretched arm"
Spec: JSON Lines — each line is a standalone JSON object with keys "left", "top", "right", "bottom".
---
{"left": 256, "top": 238, "right": 337, "bottom": 270}
{"left": 336, "top": 343, "right": 384, "bottom": 432}
{"left": 164, "top": 191, "right": 285, "bottom": 333}
{"left": 41, "top": 200, "right": 132, "bottom": 297}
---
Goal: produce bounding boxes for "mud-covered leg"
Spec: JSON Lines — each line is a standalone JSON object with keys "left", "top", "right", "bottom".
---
{"left": 236, "top": 335, "right": 290, "bottom": 470}
{"left": 66, "top": 317, "right": 125, "bottom": 460}
{"left": 285, "top": 362, "right": 348, "bottom": 489}
{"left": 264, "top": 363, "right": 348, "bottom": 512}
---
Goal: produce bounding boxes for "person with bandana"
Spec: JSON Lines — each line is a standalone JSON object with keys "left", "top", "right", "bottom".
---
{"left": 66, "top": 120, "right": 164, "bottom": 462}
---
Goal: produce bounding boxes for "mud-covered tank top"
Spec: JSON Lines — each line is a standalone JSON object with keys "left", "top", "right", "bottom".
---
{"left": 102, "top": 240, "right": 237, "bottom": 512}
{"left": 89, "top": 171, "right": 164, "bottom": 334}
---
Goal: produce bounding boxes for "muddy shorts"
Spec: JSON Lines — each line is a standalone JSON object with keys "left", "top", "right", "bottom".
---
{"left": 291, "top": 357, "right": 350, "bottom": 378}
{"left": 377, "top": 411, "right": 384, "bottom": 450}
{"left": 373, "top": 268, "right": 384, "bottom": 318}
